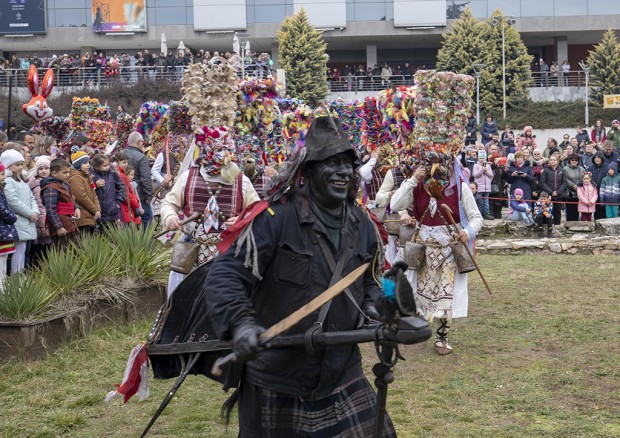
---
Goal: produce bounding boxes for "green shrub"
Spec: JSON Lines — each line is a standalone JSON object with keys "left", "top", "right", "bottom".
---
{"left": 39, "top": 245, "right": 95, "bottom": 295}
{"left": 0, "top": 272, "right": 57, "bottom": 320}
{"left": 105, "top": 224, "right": 169, "bottom": 281}
{"left": 78, "top": 233, "right": 122, "bottom": 282}
{"left": 501, "top": 101, "right": 620, "bottom": 129}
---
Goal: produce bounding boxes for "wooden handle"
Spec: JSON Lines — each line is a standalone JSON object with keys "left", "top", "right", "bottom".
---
{"left": 152, "top": 212, "right": 201, "bottom": 239}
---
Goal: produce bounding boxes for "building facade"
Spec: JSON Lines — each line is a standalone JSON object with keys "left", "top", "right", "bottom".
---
{"left": 1, "top": 0, "right": 619, "bottom": 71}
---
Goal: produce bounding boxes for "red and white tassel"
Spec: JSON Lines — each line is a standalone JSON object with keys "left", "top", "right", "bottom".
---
{"left": 105, "top": 343, "right": 150, "bottom": 403}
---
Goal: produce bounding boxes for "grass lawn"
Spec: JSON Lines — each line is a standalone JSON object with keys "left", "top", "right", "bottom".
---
{"left": 1, "top": 254, "right": 619, "bottom": 437}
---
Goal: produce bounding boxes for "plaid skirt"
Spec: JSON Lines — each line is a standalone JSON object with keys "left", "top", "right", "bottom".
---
{"left": 238, "top": 375, "right": 397, "bottom": 438}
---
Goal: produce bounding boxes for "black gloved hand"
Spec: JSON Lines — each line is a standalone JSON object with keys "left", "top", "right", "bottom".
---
{"left": 232, "top": 322, "right": 266, "bottom": 362}
{"left": 363, "top": 302, "right": 381, "bottom": 322}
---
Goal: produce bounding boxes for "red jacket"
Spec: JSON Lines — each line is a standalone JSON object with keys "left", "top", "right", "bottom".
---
{"left": 118, "top": 167, "right": 141, "bottom": 225}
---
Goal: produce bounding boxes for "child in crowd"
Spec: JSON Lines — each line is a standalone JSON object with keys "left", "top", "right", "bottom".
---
{"left": 473, "top": 149, "right": 495, "bottom": 220}
{"left": 114, "top": 153, "right": 143, "bottom": 226}
{"left": 0, "top": 149, "right": 38, "bottom": 273}
{"left": 533, "top": 191, "right": 554, "bottom": 238}
{"left": 576, "top": 172, "right": 598, "bottom": 222}
{"left": 68, "top": 150, "right": 101, "bottom": 234}
{"left": 41, "top": 158, "right": 81, "bottom": 250}
{"left": 27, "top": 155, "right": 52, "bottom": 265}
{"left": 509, "top": 188, "right": 535, "bottom": 226}
{"left": 599, "top": 163, "right": 620, "bottom": 218}
{"left": 0, "top": 163, "right": 18, "bottom": 286}
{"left": 470, "top": 181, "right": 484, "bottom": 216}
{"left": 90, "top": 154, "right": 125, "bottom": 227}
{"left": 127, "top": 166, "right": 145, "bottom": 223}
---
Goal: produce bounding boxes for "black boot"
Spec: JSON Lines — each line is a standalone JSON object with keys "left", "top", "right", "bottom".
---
{"left": 537, "top": 227, "right": 544, "bottom": 238}
{"left": 547, "top": 224, "right": 553, "bottom": 238}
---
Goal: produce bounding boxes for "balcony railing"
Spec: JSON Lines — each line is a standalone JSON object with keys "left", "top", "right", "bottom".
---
{"left": 0, "top": 64, "right": 275, "bottom": 88}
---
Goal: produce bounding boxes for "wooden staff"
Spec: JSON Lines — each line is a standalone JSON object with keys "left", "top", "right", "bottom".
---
{"left": 152, "top": 212, "right": 202, "bottom": 239}
{"left": 440, "top": 204, "right": 492, "bottom": 295}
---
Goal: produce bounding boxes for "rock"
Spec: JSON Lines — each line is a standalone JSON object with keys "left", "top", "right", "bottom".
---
{"left": 548, "top": 243, "right": 562, "bottom": 253}
{"left": 564, "top": 221, "right": 594, "bottom": 233}
{"left": 487, "top": 242, "right": 513, "bottom": 250}
{"left": 571, "top": 233, "right": 589, "bottom": 241}
{"left": 510, "top": 240, "right": 545, "bottom": 250}
{"left": 595, "top": 217, "right": 620, "bottom": 235}
{"left": 566, "top": 248, "right": 579, "bottom": 254}
{"left": 560, "top": 243, "right": 574, "bottom": 251}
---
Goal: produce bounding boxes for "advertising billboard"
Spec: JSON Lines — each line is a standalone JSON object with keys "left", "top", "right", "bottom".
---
{"left": 604, "top": 95, "right": 620, "bottom": 109}
{"left": 0, "top": 0, "right": 47, "bottom": 35}
{"left": 92, "top": 0, "right": 147, "bottom": 33}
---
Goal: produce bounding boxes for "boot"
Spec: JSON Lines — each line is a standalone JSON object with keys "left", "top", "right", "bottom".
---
{"left": 547, "top": 224, "right": 553, "bottom": 238}
{"left": 537, "top": 227, "right": 544, "bottom": 238}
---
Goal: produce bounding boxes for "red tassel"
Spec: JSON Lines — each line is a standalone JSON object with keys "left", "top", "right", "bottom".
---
{"left": 105, "top": 343, "right": 150, "bottom": 403}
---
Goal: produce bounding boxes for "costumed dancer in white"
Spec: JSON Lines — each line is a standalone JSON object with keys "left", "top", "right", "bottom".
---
{"left": 160, "top": 127, "right": 259, "bottom": 296}
{"left": 390, "top": 160, "right": 482, "bottom": 354}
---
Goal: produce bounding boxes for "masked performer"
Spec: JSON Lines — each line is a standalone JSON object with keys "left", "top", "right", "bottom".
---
{"left": 390, "top": 159, "right": 482, "bottom": 355}
{"left": 205, "top": 115, "right": 395, "bottom": 437}
{"left": 160, "top": 127, "right": 259, "bottom": 295}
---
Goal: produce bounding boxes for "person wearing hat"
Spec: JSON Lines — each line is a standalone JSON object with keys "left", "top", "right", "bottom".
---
{"left": 205, "top": 115, "right": 396, "bottom": 437}
{"left": 160, "top": 126, "right": 260, "bottom": 295}
{"left": 390, "top": 158, "right": 483, "bottom": 355}
{"left": 27, "top": 155, "right": 53, "bottom": 264}
{"left": 509, "top": 188, "right": 534, "bottom": 226}
{"left": 68, "top": 150, "right": 101, "bottom": 233}
{"left": 0, "top": 162, "right": 18, "bottom": 285}
{"left": 599, "top": 162, "right": 620, "bottom": 219}
{"left": 606, "top": 119, "right": 620, "bottom": 150}
{"left": 0, "top": 149, "right": 38, "bottom": 272}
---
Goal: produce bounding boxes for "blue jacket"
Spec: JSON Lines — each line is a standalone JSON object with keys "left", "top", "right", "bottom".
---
{"left": 506, "top": 161, "right": 534, "bottom": 201}
{"left": 599, "top": 174, "right": 620, "bottom": 204}
{"left": 0, "top": 190, "right": 18, "bottom": 243}
{"left": 481, "top": 121, "right": 498, "bottom": 144}
{"left": 91, "top": 169, "right": 126, "bottom": 223}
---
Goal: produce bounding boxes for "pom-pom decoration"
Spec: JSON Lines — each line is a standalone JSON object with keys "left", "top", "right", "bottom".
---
{"left": 32, "top": 116, "right": 69, "bottom": 140}
{"left": 167, "top": 101, "right": 192, "bottom": 135}
{"left": 114, "top": 113, "right": 136, "bottom": 149}
{"left": 234, "top": 76, "right": 280, "bottom": 140}
{"left": 134, "top": 101, "right": 169, "bottom": 138}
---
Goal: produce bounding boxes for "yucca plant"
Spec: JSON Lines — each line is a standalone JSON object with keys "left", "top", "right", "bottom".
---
{"left": 0, "top": 272, "right": 57, "bottom": 320}
{"left": 39, "top": 244, "right": 96, "bottom": 295}
{"left": 105, "top": 224, "right": 169, "bottom": 281}
{"left": 78, "top": 232, "right": 123, "bottom": 282}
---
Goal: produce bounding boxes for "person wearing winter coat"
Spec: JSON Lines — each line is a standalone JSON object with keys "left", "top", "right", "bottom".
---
{"left": 68, "top": 151, "right": 101, "bottom": 233}
{"left": 41, "top": 158, "right": 81, "bottom": 250}
{"left": 575, "top": 127, "right": 590, "bottom": 149}
{"left": 27, "top": 155, "right": 52, "bottom": 265}
{"left": 509, "top": 188, "right": 534, "bottom": 226}
{"left": 539, "top": 155, "right": 568, "bottom": 225}
{"left": 507, "top": 151, "right": 534, "bottom": 206}
{"left": 518, "top": 126, "right": 538, "bottom": 150}
{"left": 465, "top": 111, "right": 477, "bottom": 145}
{"left": 472, "top": 150, "right": 495, "bottom": 219}
{"left": 599, "top": 163, "right": 620, "bottom": 219}
{"left": 591, "top": 120, "right": 607, "bottom": 144}
{"left": 0, "top": 163, "right": 18, "bottom": 286}
{"left": 499, "top": 125, "right": 516, "bottom": 154}
{"left": 90, "top": 154, "right": 125, "bottom": 226}
{"left": 489, "top": 156, "right": 508, "bottom": 219}
{"left": 562, "top": 154, "right": 586, "bottom": 221}
{"left": 0, "top": 149, "right": 38, "bottom": 273}
{"left": 606, "top": 119, "right": 620, "bottom": 150}
{"left": 577, "top": 173, "right": 598, "bottom": 222}
{"left": 601, "top": 140, "right": 620, "bottom": 165}
{"left": 480, "top": 115, "right": 498, "bottom": 145}
{"left": 588, "top": 151, "right": 609, "bottom": 220}
{"left": 115, "top": 156, "right": 143, "bottom": 226}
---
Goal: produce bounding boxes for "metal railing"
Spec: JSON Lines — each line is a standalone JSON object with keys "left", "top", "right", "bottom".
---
{"left": 0, "top": 63, "right": 274, "bottom": 88}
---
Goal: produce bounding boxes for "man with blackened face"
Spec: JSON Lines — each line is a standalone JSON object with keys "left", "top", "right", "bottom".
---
{"left": 206, "top": 115, "right": 395, "bottom": 436}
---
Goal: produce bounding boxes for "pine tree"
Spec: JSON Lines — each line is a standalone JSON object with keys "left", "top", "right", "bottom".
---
{"left": 479, "top": 11, "right": 532, "bottom": 118}
{"left": 436, "top": 7, "right": 486, "bottom": 75}
{"left": 586, "top": 29, "right": 620, "bottom": 106}
{"left": 276, "top": 9, "right": 329, "bottom": 104}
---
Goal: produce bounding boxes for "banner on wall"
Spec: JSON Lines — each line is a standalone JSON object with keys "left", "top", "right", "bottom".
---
{"left": 92, "top": 0, "right": 147, "bottom": 33}
{"left": 0, "top": 0, "right": 47, "bottom": 35}
{"left": 604, "top": 95, "right": 620, "bottom": 109}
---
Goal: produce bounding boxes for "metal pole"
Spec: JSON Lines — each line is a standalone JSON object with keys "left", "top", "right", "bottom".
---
{"left": 502, "top": 22, "right": 506, "bottom": 120}
{"left": 7, "top": 73, "right": 12, "bottom": 135}
{"left": 585, "top": 70, "right": 589, "bottom": 126}
{"left": 476, "top": 73, "right": 481, "bottom": 125}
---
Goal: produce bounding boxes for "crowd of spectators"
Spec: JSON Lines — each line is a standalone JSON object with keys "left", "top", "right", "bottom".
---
{"left": 0, "top": 49, "right": 274, "bottom": 86}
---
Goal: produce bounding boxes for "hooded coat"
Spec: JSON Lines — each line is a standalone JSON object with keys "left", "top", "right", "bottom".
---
{"left": 4, "top": 169, "right": 38, "bottom": 241}
{"left": 588, "top": 152, "right": 608, "bottom": 189}
{"left": 507, "top": 160, "right": 534, "bottom": 201}
{"left": 68, "top": 168, "right": 101, "bottom": 228}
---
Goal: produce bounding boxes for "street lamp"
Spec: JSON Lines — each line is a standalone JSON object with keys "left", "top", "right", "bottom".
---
{"left": 472, "top": 63, "right": 485, "bottom": 125}
{"left": 491, "top": 16, "right": 516, "bottom": 120}
{"left": 233, "top": 32, "right": 251, "bottom": 77}
{"left": 579, "top": 60, "right": 592, "bottom": 127}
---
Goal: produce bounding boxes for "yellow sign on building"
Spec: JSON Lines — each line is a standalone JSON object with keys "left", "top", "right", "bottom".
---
{"left": 604, "top": 95, "right": 620, "bottom": 109}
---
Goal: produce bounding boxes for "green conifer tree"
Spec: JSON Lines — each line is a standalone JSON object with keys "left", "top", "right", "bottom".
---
{"left": 480, "top": 11, "right": 532, "bottom": 118}
{"left": 586, "top": 29, "right": 620, "bottom": 106}
{"left": 276, "top": 9, "right": 329, "bottom": 104}
{"left": 436, "top": 7, "right": 486, "bottom": 75}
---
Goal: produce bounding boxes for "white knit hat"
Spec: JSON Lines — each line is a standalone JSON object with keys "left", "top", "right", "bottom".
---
{"left": 0, "top": 150, "right": 25, "bottom": 169}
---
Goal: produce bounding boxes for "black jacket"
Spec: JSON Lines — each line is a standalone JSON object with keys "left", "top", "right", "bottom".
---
{"left": 124, "top": 146, "right": 153, "bottom": 203}
{"left": 539, "top": 165, "right": 568, "bottom": 200}
{"left": 206, "top": 194, "right": 382, "bottom": 398}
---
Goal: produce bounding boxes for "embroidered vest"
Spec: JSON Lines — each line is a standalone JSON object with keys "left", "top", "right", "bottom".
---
{"left": 412, "top": 183, "right": 461, "bottom": 227}
{"left": 365, "top": 167, "right": 384, "bottom": 201}
{"left": 183, "top": 167, "right": 243, "bottom": 226}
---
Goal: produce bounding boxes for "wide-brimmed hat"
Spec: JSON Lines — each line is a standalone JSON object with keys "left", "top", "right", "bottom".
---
{"left": 304, "top": 116, "right": 358, "bottom": 167}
